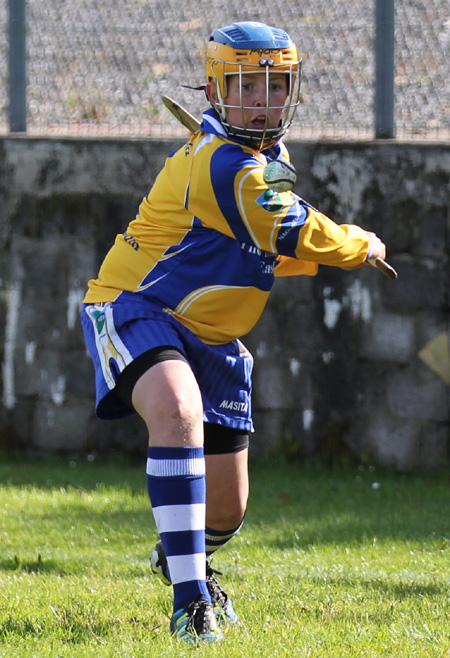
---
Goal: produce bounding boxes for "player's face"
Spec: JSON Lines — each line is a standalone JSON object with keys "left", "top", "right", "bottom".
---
{"left": 224, "top": 72, "right": 289, "bottom": 130}
{"left": 207, "top": 72, "right": 289, "bottom": 130}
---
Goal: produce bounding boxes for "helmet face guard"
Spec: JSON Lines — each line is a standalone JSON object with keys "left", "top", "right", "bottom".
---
{"left": 205, "top": 22, "right": 302, "bottom": 149}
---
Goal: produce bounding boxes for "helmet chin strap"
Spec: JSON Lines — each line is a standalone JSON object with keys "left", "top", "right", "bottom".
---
{"left": 222, "top": 123, "right": 280, "bottom": 151}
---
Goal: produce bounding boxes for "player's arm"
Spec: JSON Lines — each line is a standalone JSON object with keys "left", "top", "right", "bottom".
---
{"left": 292, "top": 207, "right": 372, "bottom": 268}
{"left": 274, "top": 221, "right": 387, "bottom": 277}
{"left": 192, "top": 144, "right": 379, "bottom": 269}
{"left": 237, "top": 163, "right": 382, "bottom": 270}
{"left": 233, "top": 165, "right": 375, "bottom": 269}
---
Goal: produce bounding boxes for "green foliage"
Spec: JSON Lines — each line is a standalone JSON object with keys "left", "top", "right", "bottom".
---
{"left": 1, "top": 458, "right": 450, "bottom": 657}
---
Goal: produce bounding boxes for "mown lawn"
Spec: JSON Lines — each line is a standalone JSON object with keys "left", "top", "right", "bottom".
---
{"left": 1, "top": 456, "right": 450, "bottom": 657}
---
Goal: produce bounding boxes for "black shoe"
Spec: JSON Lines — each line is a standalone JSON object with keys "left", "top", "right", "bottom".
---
{"left": 170, "top": 595, "right": 224, "bottom": 644}
{"left": 150, "top": 539, "right": 171, "bottom": 585}
{"left": 150, "top": 540, "right": 240, "bottom": 625}
{"left": 206, "top": 562, "right": 241, "bottom": 625}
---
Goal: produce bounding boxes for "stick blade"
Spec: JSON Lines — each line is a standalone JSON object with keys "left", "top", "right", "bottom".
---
{"left": 161, "top": 95, "right": 200, "bottom": 133}
{"left": 369, "top": 257, "right": 398, "bottom": 280}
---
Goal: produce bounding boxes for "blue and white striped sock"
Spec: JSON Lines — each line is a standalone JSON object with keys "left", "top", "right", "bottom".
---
{"left": 146, "top": 446, "right": 210, "bottom": 611}
{"left": 205, "top": 518, "right": 244, "bottom": 557}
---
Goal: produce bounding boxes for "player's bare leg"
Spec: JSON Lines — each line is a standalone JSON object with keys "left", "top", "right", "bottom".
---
{"left": 143, "top": 366, "right": 248, "bottom": 627}
{"left": 202, "top": 449, "right": 248, "bottom": 625}
{"left": 150, "top": 448, "right": 247, "bottom": 626}
{"left": 132, "top": 360, "right": 204, "bottom": 448}
{"left": 205, "top": 449, "right": 249, "bottom": 532}
{"left": 133, "top": 360, "right": 223, "bottom": 643}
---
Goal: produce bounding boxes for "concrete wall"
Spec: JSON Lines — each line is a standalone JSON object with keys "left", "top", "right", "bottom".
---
{"left": 0, "top": 136, "right": 448, "bottom": 469}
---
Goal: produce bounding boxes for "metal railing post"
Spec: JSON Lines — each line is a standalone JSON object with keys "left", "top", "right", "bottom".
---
{"left": 375, "top": 0, "right": 395, "bottom": 138}
{"left": 9, "top": 0, "right": 27, "bottom": 132}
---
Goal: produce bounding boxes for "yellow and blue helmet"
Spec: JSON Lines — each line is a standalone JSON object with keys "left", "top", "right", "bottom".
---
{"left": 205, "top": 21, "right": 302, "bottom": 149}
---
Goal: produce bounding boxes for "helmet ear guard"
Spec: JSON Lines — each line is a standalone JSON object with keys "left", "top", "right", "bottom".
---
{"left": 205, "top": 22, "right": 302, "bottom": 149}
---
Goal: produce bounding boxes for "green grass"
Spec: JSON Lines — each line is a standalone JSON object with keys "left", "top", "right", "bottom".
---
{"left": 1, "top": 457, "right": 450, "bottom": 657}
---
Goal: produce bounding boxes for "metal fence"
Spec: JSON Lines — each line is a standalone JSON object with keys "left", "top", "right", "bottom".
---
{"left": 2, "top": 0, "right": 449, "bottom": 140}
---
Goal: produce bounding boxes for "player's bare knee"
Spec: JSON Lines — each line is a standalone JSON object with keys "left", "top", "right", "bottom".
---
{"left": 207, "top": 507, "right": 246, "bottom": 531}
{"left": 143, "top": 391, "right": 203, "bottom": 445}
{"left": 169, "top": 403, "right": 202, "bottom": 437}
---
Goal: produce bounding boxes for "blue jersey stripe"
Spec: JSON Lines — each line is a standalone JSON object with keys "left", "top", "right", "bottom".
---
{"left": 210, "top": 143, "right": 258, "bottom": 244}
{"left": 275, "top": 204, "right": 308, "bottom": 257}
{"left": 138, "top": 223, "right": 275, "bottom": 311}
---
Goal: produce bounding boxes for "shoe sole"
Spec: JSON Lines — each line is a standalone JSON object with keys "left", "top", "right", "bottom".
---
{"left": 150, "top": 542, "right": 171, "bottom": 586}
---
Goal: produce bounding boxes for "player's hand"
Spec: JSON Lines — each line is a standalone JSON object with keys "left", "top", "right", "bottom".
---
{"left": 365, "top": 231, "right": 386, "bottom": 261}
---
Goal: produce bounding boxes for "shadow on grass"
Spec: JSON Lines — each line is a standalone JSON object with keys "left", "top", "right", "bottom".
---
{"left": 246, "top": 461, "right": 450, "bottom": 546}
{"left": 2, "top": 456, "right": 450, "bottom": 547}
{"left": 0, "top": 453, "right": 145, "bottom": 492}
{"left": 361, "top": 577, "right": 446, "bottom": 600}
{"left": 0, "top": 555, "right": 66, "bottom": 575}
{"left": 304, "top": 574, "right": 448, "bottom": 600}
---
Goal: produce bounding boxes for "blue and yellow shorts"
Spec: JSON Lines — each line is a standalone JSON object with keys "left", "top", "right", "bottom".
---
{"left": 81, "top": 299, "right": 254, "bottom": 434}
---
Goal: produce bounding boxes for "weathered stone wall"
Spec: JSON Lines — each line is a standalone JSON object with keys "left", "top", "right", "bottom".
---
{"left": 0, "top": 136, "right": 448, "bottom": 469}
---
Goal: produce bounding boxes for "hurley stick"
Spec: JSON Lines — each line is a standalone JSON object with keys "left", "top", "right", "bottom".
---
{"left": 162, "top": 95, "right": 200, "bottom": 133}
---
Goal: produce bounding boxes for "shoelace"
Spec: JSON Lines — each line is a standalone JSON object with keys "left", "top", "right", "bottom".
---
{"left": 206, "top": 565, "right": 228, "bottom": 607}
{"left": 185, "top": 596, "right": 215, "bottom": 635}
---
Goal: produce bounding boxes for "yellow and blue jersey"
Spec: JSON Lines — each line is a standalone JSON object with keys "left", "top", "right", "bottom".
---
{"left": 84, "top": 109, "right": 370, "bottom": 345}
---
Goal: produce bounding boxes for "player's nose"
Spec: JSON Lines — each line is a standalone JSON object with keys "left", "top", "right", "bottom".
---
{"left": 253, "top": 84, "right": 267, "bottom": 107}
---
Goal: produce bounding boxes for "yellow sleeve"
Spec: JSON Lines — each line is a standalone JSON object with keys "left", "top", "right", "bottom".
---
{"left": 274, "top": 256, "right": 319, "bottom": 277}
{"left": 297, "top": 209, "right": 370, "bottom": 268}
